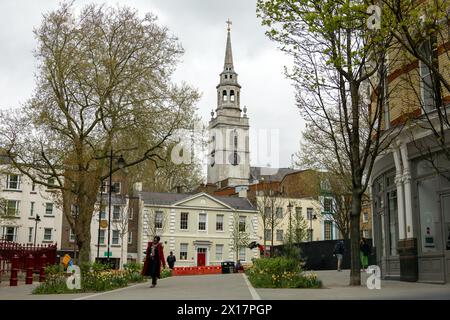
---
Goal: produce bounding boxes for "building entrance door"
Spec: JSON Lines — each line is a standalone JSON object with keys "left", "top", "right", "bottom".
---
{"left": 441, "top": 193, "right": 450, "bottom": 282}
{"left": 197, "top": 248, "right": 206, "bottom": 266}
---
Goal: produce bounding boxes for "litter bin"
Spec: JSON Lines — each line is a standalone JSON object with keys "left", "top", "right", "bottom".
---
{"left": 221, "top": 261, "right": 235, "bottom": 274}
{"left": 398, "top": 238, "right": 418, "bottom": 282}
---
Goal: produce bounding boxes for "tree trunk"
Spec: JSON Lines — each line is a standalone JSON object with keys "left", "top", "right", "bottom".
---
{"left": 349, "top": 191, "right": 362, "bottom": 286}
{"left": 121, "top": 237, "right": 124, "bottom": 269}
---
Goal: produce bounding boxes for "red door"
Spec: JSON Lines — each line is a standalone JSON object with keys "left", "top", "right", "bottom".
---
{"left": 197, "top": 248, "right": 206, "bottom": 266}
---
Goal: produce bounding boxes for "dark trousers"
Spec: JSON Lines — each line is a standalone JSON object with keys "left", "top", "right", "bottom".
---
{"left": 152, "top": 276, "right": 157, "bottom": 285}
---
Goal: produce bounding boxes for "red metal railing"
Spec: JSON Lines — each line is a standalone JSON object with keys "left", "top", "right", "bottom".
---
{"left": 0, "top": 239, "right": 56, "bottom": 285}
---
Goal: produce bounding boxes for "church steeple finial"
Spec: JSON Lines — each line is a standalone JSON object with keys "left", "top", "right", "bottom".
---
{"left": 224, "top": 18, "right": 234, "bottom": 70}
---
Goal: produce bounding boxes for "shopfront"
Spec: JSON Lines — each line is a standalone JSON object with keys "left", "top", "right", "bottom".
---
{"left": 372, "top": 144, "right": 450, "bottom": 283}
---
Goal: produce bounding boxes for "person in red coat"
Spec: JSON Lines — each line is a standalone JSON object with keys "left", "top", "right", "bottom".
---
{"left": 142, "top": 236, "right": 166, "bottom": 287}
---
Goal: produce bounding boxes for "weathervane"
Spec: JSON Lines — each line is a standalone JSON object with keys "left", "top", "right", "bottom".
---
{"left": 226, "top": 18, "right": 232, "bottom": 32}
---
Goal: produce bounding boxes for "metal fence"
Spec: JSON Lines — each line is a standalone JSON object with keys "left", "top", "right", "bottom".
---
{"left": 273, "top": 239, "right": 376, "bottom": 270}
{"left": 0, "top": 239, "right": 57, "bottom": 284}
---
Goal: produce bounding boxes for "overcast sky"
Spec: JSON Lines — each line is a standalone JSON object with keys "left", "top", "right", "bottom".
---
{"left": 0, "top": 0, "right": 305, "bottom": 168}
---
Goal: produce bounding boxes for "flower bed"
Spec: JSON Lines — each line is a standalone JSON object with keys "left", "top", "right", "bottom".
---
{"left": 245, "top": 257, "right": 322, "bottom": 289}
{"left": 33, "top": 262, "right": 145, "bottom": 294}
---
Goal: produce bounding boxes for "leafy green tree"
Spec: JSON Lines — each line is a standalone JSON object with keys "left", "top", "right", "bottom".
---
{"left": 230, "top": 210, "right": 251, "bottom": 264}
{"left": 257, "top": 0, "right": 398, "bottom": 285}
{"left": 0, "top": 3, "right": 199, "bottom": 263}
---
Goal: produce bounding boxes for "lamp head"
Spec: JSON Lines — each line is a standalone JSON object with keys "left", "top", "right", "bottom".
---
{"left": 117, "top": 155, "right": 126, "bottom": 169}
{"left": 36, "top": 214, "right": 41, "bottom": 222}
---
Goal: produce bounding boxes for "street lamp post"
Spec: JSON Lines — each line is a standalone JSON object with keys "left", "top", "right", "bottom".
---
{"left": 309, "top": 212, "right": 317, "bottom": 242}
{"left": 287, "top": 202, "right": 293, "bottom": 244}
{"left": 33, "top": 214, "right": 41, "bottom": 246}
{"left": 106, "top": 148, "right": 125, "bottom": 267}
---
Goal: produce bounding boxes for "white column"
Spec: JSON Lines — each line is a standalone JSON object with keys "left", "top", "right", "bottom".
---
{"left": 400, "top": 144, "right": 414, "bottom": 238}
{"left": 392, "top": 147, "right": 406, "bottom": 240}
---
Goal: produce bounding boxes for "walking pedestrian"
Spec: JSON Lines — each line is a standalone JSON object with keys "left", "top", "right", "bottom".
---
{"left": 142, "top": 236, "right": 166, "bottom": 288}
{"left": 360, "top": 237, "right": 371, "bottom": 271}
{"left": 333, "top": 240, "right": 345, "bottom": 272}
{"left": 167, "top": 251, "right": 176, "bottom": 269}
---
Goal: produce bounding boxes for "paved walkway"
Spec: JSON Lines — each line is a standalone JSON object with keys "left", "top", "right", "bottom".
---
{"left": 0, "top": 271, "right": 449, "bottom": 300}
{"left": 0, "top": 274, "right": 254, "bottom": 300}
{"left": 255, "top": 270, "right": 450, "bottom": 300}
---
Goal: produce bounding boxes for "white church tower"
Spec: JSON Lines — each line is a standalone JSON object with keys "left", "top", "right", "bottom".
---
{"left": 207, "top": 20, "right": 250, "bottom": 187}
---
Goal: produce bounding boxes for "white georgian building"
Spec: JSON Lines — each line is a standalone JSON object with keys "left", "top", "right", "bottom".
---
{"left": 0, "top": 169, "right": 63, "bottom": 248}
{"left": 137, "top": 192, "right": 259, "bottom": 267}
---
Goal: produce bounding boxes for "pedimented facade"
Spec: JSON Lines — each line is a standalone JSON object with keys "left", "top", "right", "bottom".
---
{"left": 137, "top": 192, "right": 259, "bottom": 266}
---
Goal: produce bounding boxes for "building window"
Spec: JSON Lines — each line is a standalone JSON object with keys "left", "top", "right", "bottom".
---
{"left": 47, "top": 178, "right": 56, "bottom": 189}
{"left": 31, "top": 182, "right": 36, "bottom": 192}
{"left": 276, "top": 207, "right": 283, "bottom": 219}
{"left": 4, "top": 200, "right": 19, "bottom": 216}
{"left": 6, "top": 174, "right": 21, "bottom": 190}
{"left": 28, "top": 227, "right": 33, "bottom": 243}
{"left": 113, "top": 206, "right": 121, "bottom": 220}
{"left": 295, "top": 207, "right": 302, "bottom": 220}
{"left": 363, "top": 229, "right": 371, "bottom": 238}
{"left": 230, "top": 90, "right": 235, "bottom": 102}
{"left": 128, "top": 208, "right": 133, "bottom": 220}
{"left": 45, "top": 203, "right": 54, "bottom": 216}
{"left": 276, "top": 229, "right": 284, "bottom": 241}
{"left": 307, "top": 208, "right": 314, "bottom": 220}
{"left": 112, "top": 230, "right": 119, "bottom": 245}
{"left": 320, "top": 179, "right": 331, "bottom": 191}
{"left": 155, "top": 211, "right": 163, "bottom": 229}
{"left": 100, "top": 181, "right": 107, "bottom": 193}
{"left": 180, "top": 243, "right": 188, "bottom": 260}
{"left": 99, "top": 230, "right": 105, "bottom": 244}
{"left": 99, "top": 207, "right": 106, "bottom": 219}
{"left": 216, "top": 244, "right": 223, "bottom": 261}
{"left": 71, "top": 205, "right": 80, "bottom": 218}
{"left": 43, "top": 228, "right": 52, "bottom": 241}
{"left": 264, "top": 229, "right": 272, "bottom": 240}
{"left": 198, "top": 213, "right": 206, "bottom": 231}
{"left": 112, "top": 182, "right": 121, "bottom": 194}
{"left": 216, "top": 214, "right": 224, "bottom": 231}
{"left": 222, "top": 90, "right": 227, "bottom": 102}
{"left": 363, "top": 212, "right": 369, "bottom": 223}
{"left": 238, "top": 216, "right": 246, "bottom": 232}
{"left": 264, "top": 207, "right": 271, "bottom": 218}
{"left": 323, "top": 198, "right": 332, "bottom": 213}
{"left": 387, "top": 190, "right": 398, "bottom": 256}
{"left": 180, "top": 212, "right": 188, "bottom": 230}
{"left": 239, "top": 247, "right": 246, "bottom": 261}
{"left": 30, "top": 202, "right": 35, "bottom": 217}
{"left": 128, "top": 232, "right": 132, "bottom": 244}
{"left": 70, "top": 229, "right": 76, "bottom": 242}
{"left": 418, "top": 177, "right": 439, "bottom": 253}
{"left": 324, "top": 221, "right": 333, "bottom": 240}
{"left": 418, "top": 38, "right": 436, "bottom": 112}
{"left": 2, "top": 226, "right": 18, "bottom": 242}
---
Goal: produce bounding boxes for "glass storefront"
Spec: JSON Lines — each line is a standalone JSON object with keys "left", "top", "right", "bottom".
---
{"left": 417, "top": 177, "right": 440, "bottom": 253}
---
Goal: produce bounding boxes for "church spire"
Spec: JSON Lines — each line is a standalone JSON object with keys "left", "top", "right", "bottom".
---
{"left": 216, "top": 19, "right": 241, "bottom": 112}
{"left": 224, "top": 18, "right": 233, "bottom": 71}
